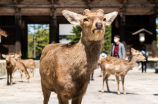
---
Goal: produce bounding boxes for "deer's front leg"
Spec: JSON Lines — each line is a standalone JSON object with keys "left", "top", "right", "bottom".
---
{"left": 7, "top": 72, "right": 9, "bottom": 85}
{"left": 106, "top": 74, "right": 111, "bottom": 92}
{"left": 42, "top": 84, "right": 51, "bottom": 104}
{"left": 121, "top": 75, "right": 126, "bottom": 94}
{"left": 72, "top": 96, "right": 83, "bottom": 104}
{"left": 57, "top": 95, "right": 68, "bottom": 104}
{"left": 10, "top": 72, "right": 13, "bottom": 85}
{"left": 115, "top": 74, "right": 120, "bottom": 95}
{"left": 102, "top": 71, "right": 106, "bottom": 93}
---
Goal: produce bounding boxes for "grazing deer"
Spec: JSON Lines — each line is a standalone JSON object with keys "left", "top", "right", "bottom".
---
{"left": 2, "top": 54, "right": 30, "bottom": 85}
{"left": 14, "top": 54, "right": 36, "bottom": 77}
{"left": 40, "top": 9, "right": 117, "bottom": 104}
{"left": 101, "top": 48, "right": 145, "bottom": 94}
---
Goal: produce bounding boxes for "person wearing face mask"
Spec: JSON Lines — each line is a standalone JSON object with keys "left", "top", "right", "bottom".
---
{"left": 110, "top": 34, "right": 125, "bottom": 59}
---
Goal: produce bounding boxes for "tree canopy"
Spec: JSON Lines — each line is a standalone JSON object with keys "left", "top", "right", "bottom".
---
{"left": 28, "top": 24, "right": 49, "bottom": 58}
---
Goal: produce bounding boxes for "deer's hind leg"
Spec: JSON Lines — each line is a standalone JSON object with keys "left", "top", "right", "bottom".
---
{"left": 121, "top": 75, "right": 126, "bottom": 94}
{"left": 115, "top": 74, "right": 120, "bottom": 95}
{"left": 32, "top": 68, "right": 35, "bottom": 77}
{"left": 19, "top": 69, "right": 23, "bottom": 82}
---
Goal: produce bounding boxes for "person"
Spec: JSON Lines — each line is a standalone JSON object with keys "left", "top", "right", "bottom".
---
{"left": 140, "top": 46, "right": 148, "bottom": 73}
{"left": 110, "top": 34, "right": 125, "bottom": 59}
{"left": 100, "top": 51, "right": 107, "bottom": 58}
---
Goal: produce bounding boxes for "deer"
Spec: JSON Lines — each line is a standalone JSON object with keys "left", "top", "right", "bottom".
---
{"left": 2, "top": 54, "right": 30, "bottom": 85}
{"left": 0, "top": 28, "right": 8, "bottom": 37}
{"left": 40, "top": 9, "right": 118, "bottom": 104}
{"left": 14, "top": 54, "right": 36, "bottom": 77}
{"left": 101, "top": 48, "right": 146, "bottom": 95}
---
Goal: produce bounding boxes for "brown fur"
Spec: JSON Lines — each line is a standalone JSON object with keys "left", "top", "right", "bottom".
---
{"left": 14, "top": 54, "right": 36, "bottom": 77}
{"left": 40, "top": 43, "right": 64, "bottom": 62}
{"left": 13, "top": 61, "right": 30, "bottom": 82}
{"left": 101, "top": 48, "right": 145, "bottom": 94}
{"left": 40, "top": 9, "right": 117, "bottom": 104}
{"left": 2, "top": 54, "right": 30, "bottom": 85}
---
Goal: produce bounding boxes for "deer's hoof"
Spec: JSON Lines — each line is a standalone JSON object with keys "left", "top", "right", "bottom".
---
{"left": 117, "top": 92, "right": 120, "bottom": 95}
{"left": 123, "top": 92, "right": 126, "bottom": 95}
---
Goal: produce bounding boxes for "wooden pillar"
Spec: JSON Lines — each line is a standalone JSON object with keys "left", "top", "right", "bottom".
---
{"left": 119, "top": 14, "right": 126, "bottom": 48}
{"left": 50, "top": 9, "right": 57, "bottom": 44}
{"left": 151, "top": 14, "right": 157, "bottom": 58}
{"left": 21, "top": 18, "right": 27, "bottom": 59}
{"left": 15, "top": 8, "right": 21, "bottom": 54}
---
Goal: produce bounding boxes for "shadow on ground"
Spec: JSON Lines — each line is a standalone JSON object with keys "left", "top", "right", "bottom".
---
{"left": 154, "top": 94, "right": 158, "bottom": 96}
{"left": 0, "top": 78, "right": 5, "bottom": 80}
{"left": 98, "top": 90, "right": 137, "bottom": 95}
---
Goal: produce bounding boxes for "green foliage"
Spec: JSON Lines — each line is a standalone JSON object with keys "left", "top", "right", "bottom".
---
{"left": 66, "top": 25, "right": 82, "bottom": 42}
{"left": 103, "top": 25, "right": 112, "bottom": 55}
{"left": 28, "top": 24, "right": 49, "bottom": 58}
{"left": 68, "top": 25, "right": 112, "bottom": 55}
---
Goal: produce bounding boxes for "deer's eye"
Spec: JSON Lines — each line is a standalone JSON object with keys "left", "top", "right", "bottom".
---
{"left": 83, "top": 18, "right": 88, "bottom": 22}
{"left": 103, "top": 18, "right": 106, "bottom": 21}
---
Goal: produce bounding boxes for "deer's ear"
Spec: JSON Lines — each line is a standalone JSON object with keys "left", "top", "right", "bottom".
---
{"left": 131, "top": 48, "right": 135, "bottom": 53}
{"left": 18, "top": 54, "right": 22, "bottom": 57}
{"left": 62, "top": 10, "right": 83, "bottom": 25}
{"left": 104, "top": 11, "right": 118, "bottom": 26}
{"left": 2, "top": 54, "right": 6, "bottom": 58}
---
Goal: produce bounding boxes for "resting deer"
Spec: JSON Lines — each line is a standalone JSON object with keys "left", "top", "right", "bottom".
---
{"left": 101, "top": 48, "right": 145, "bottom": 94}
{"left": 2, "top": 54, "right": 30, "bottom": 85}
{"left": 14, "top": 54, "right": 36, "bottom": 77}
{"left": 40, "top": 9, "right": 117, "bottom": 104}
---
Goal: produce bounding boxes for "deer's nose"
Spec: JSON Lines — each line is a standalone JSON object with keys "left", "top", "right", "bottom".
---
{"left": 95, "top": 22, "right": 103, "bottom": 29}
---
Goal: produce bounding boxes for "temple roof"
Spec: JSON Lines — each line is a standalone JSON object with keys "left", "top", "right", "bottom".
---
{"left": 0, "top": 0, "right": 157, "bottom": 16}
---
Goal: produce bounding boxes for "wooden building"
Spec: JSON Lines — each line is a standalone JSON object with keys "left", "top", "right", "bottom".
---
{"left": 0, "top": 0, "right": 157, "bottom": 59}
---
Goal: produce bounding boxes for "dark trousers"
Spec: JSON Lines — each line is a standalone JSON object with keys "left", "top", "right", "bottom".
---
{"left": 141, "top": 62, "right": 146, "bottom": 73}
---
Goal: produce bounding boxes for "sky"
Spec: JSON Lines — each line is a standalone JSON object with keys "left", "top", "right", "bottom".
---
{"left": 28, "top": 24, "right": 49, "bottom": 34}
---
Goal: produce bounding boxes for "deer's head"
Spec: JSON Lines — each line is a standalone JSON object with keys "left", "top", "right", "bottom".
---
{"left": 14, "top": 54, "right": 22, "bottom": 61}
{"left": 2, "top": 54, "right": 14, "bottom": 65}
{"left": 131, "top": 48, "right": 146, "bottom": 61}
{"left": 62, "top": 9, "right": 118, "bottom": 41}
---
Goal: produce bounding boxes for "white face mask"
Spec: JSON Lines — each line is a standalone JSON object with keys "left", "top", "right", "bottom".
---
{"left": 114, "top": 39, "right": 118, "bottom": 43}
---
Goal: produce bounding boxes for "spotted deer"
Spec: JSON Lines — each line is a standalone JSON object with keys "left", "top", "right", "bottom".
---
{"left": 40, "top": 9, "right": 117, "bottom": 104}
{"left": 101, "top": 48, "right": 145, "bottom": 94}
